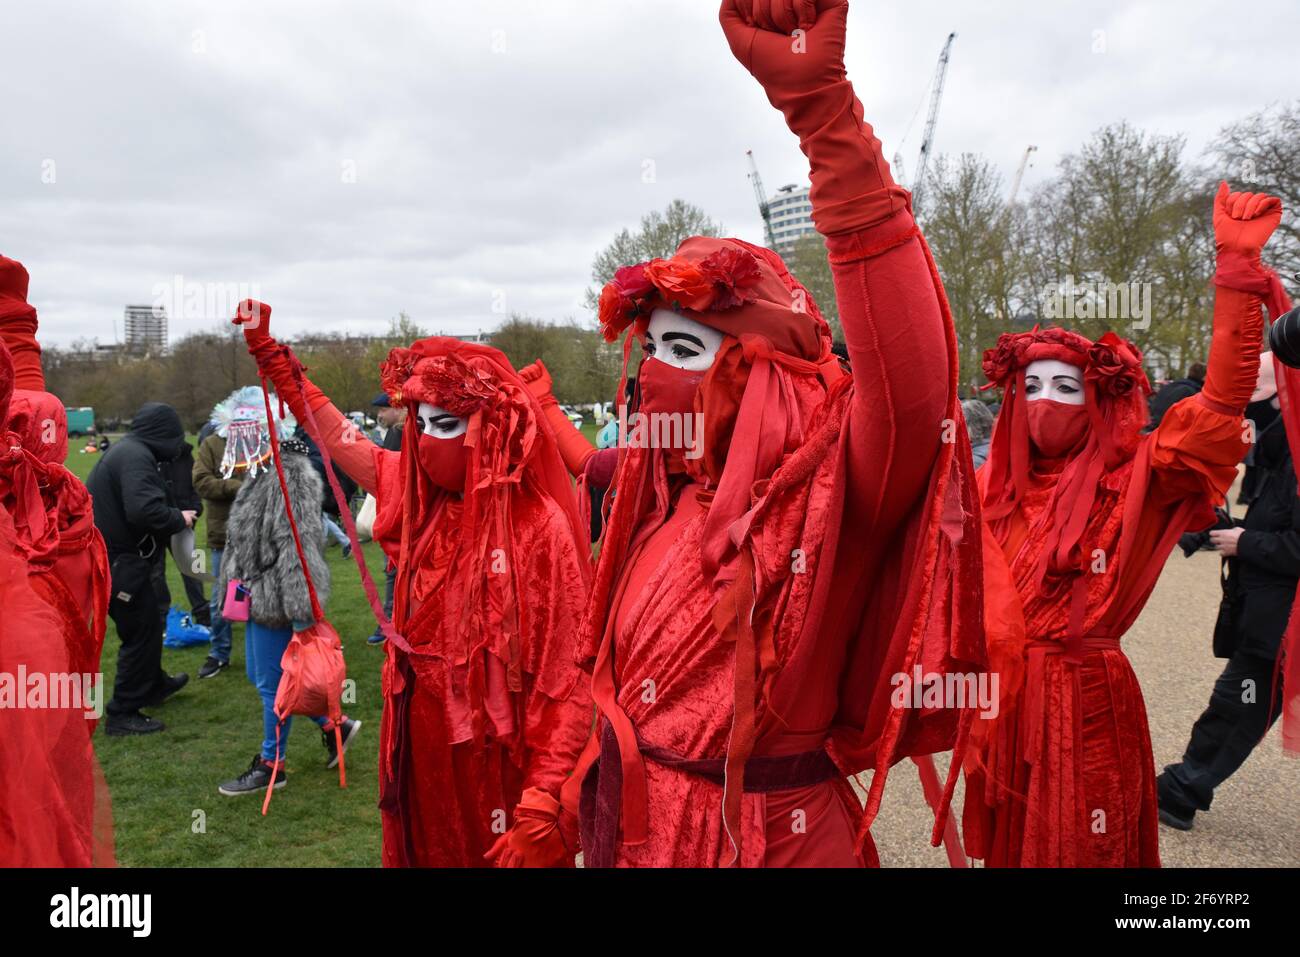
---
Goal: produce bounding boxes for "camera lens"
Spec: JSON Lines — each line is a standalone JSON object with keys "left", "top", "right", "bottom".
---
{"left": 1270, "top": 307, "right": 1300, "bottom": 368}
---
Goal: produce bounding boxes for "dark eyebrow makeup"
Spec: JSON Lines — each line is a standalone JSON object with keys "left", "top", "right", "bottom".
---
{"left": 661, "top": 332, "right": 705, "bottom": 348}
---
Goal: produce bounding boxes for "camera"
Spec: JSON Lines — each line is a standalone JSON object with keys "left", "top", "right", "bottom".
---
{"left": 1268, "top": 306, "right": 1300, "bottom": 367}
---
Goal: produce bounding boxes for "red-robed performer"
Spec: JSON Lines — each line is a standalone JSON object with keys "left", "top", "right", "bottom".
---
{"left": 962, "top": 185, "right": 1286, "bottom": 867}
{"left": 536, "top": 0, "right": 985, "bottom": 867}
{"left": 233, "top": 302, "right": 593, "bottom": 867}
{"left": 0, "top": 254, "right": 110, "bottom": 689}
{"left": 0, "top": 339, "right": 113, "bottom": 866}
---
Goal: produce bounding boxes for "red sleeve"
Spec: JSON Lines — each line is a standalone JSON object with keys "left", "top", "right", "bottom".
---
{"left": 1148, "top": 284, "right": 1263, "bottom": 505}
{"left": 828, "top": 212, "right": 949, "bottom": 532}
{"left": 0, "top": 310, "right": 44, "bottom": 392}
{"left": 296, "top": 394, "right": 384, "bottom": 497}
{"left": 520, "top": 678, "right": 593, "bottom": 797}
{"left": 541, "top": 400, "right": 596, "bottom": 479}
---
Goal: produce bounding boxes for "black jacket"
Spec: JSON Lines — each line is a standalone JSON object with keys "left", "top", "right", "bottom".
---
{"left": 382, "top": 423, "right": 403, "bottom": 453}
{"left": 87, "top": 403, "right": 190, "bottom": 559}
{"left": 1146, "top": 376, "right": 1204, "bottom": 432}
{"left": 1224, "top": 416, "right": 1299, "bottom": 659}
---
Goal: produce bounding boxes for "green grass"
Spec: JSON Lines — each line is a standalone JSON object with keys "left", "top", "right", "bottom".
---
{"left": 70, "top": 421, "right": 603, "bottom": 866}
{"left": 70, "top": 438, "right": 388, "bottom": 867}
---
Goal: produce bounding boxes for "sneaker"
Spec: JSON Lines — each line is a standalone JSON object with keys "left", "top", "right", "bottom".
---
{"left": 1156, "top": 772, "right": 1196, "bottom": 831}
{"left": 323, "top": 718, "right": 362, "bottom": 769}
{"left": 342, "top": 543, "right": 352, "bottom": 560}
{"left": 190, "top": 606, "right": 213, "bottom": 628}
{"left": 198, "top": 656, "right": 228, "bottom": 679}
{"left": 218, "top": 755, "right": 286, "bottom": 796}
{"left": 104, "top": 711, "right": 165, "bottom": 736}
{"left": 145, "top": 672, "right": 189, "bottom": 707}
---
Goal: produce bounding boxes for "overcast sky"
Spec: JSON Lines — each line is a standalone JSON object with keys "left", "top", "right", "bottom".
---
{"left": 2, "top": 0, "right": 1295, "bottom": 347}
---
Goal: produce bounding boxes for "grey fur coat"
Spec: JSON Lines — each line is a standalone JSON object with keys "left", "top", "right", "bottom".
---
{"left": 220, "top": 452, "right": 330, "bottom": 628}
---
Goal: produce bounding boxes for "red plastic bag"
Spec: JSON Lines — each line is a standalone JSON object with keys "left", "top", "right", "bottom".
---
{"left": 256, "top": 381, "right": 351, "bottom": 815}
{"left": 274, "top": 620, "right": 346, "bottom": 727}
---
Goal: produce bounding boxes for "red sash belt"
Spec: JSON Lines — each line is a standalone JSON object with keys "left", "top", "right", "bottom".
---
{"left": 577, "top": 721, "right": 839, "bottom": 868}
{"left": 1022, "top": 636, "right": 1123, "bottom": 763}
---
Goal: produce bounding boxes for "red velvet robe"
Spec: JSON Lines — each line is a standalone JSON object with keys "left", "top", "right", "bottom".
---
{"left": 567, "top": 205, "right": 982, "bottom": 868}
{"left": 269, "top": 381, "right": 592, "bottom": 867}
{"left": 964, "top": 288, "right": 1265, "bottom": 867}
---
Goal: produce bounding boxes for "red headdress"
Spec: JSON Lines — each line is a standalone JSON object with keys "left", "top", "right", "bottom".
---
{"left": 980, "top": 326, "right": 1155, "bottom": 596}
{"left": 371, "top": 338, "right": 587, "bottom": 744}
{"left": 594, "top": 237, "right": 839, "bottom": 587}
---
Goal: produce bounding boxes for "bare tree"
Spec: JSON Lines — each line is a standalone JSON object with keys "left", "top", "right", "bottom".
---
{"left": 583, "top": 200, "right": 722, "bottom": 313}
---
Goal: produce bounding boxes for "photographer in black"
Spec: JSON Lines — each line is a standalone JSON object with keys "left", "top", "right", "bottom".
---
{"left": 1158, "top": 353, "right": 1291, "bottom": 829}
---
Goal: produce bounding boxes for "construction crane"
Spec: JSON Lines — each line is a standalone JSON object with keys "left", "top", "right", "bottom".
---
{"left": 910, "top": 31, "right": 956, "bottom": 212}
{"left": 746, "top": 150, "right": 777, "bottom": 249}
{"left": 1007, "top": 144, "right": 1038, "bottom": 207}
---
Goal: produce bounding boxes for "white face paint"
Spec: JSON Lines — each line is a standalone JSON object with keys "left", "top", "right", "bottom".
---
{"left": 644, "top": 308, "right": 724, "bottom": 372}
{"left": 1024, "top": 359, "right": 1085, "bottom": 405}
{"left": 415, "top": 402, "right": 468, "bottom": 439}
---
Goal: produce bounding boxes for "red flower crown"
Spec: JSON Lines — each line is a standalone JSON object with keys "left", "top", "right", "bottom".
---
{"left": 380, "top": 350, "right": 498, "bottom": 417}
{"left": 982, "top": 328, "right": 1149, "bottom": 398}
{"left": 597, "top": 246, "right": 764, "bottom": 343}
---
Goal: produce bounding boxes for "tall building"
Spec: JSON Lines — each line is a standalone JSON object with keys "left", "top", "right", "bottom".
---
{"left": 123, "top": 304, "right": 167, "bottom": 354}
{"left": 768, "top": 184, "right": 816, "bottom": 256}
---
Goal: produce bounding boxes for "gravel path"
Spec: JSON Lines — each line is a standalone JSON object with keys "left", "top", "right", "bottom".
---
{"left": 868, "top": 543, "right": 1299, "bottom": 868}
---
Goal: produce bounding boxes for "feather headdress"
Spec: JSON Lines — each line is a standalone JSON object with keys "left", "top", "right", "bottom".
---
{"left": 209, "top": 385, "right": 297, "bottom": 479}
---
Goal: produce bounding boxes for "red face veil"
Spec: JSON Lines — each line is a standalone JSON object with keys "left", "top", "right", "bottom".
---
{"left": 415, "top": 431, "right": 469, "bottom": 493}
{"left": 1026, "top": 399, "right": 1089, "bottom": 459}
{"left": 637, "top": 356, "right": 705, "bottom": 417}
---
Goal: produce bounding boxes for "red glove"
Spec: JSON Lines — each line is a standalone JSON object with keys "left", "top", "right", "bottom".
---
{"left": 1201, "top": 184, "right": 1283, "bottom": 412}
{"left": 231, "top": 299, "right": 329, "bottom": 417}
{"left": 483, "top": 787, "right": 575, "bottom": 868}
{"left": 720, "top": 0, "right": 908, "bottom": 234}
{"left": 517, "top": 359, "right": 556, "bottom": 406}
{"left": 1214, "top": 182, "right": 1283, "bottom": 268}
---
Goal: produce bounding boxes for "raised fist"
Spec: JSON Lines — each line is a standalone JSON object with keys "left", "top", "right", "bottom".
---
{"left": 1214, "top": 181, "right": 1283, "bottom": 262}
{"left": 517, "top": 359, "right": 554, "bottom": 400}
{"left": 719, "top": 0, "right": 848, "bottom": 94}
{"left": 231, "top": 299, "right": 273, "bottom": 343}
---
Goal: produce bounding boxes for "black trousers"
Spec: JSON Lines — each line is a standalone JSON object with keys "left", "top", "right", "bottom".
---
{"left": 106, "top": 553, "right": 169, "bottom": 716}
{"left": 1161, "top": 649, "right": 1282, "bottom": 812}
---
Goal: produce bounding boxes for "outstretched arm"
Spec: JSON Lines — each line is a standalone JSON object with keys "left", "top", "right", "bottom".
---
{"left": 519, "top": 360, "right": 599, "bottom": 478}
{"left": 720, "top": 0, "right": 948, "bottom": 532}
{"left": 232, "top": 300, "right": 385, "bottom": 495}
{"left": 1149, "top": 185, "right": 1283, "bottom": 504}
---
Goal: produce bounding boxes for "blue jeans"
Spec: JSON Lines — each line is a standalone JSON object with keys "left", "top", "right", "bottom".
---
{"left": 245, "top": 620, "right": 328, "bottom": 762}
{"left": 209, "top": 548, "right": 233, "bottom": 663}
{"left": 322, "top": 513, "right": 349, "bottom": 548}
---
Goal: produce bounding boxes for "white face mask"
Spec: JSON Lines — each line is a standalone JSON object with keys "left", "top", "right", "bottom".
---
{"left": 415, "top": 402, "right": 468, "bottom": 439}
{"left": 644, "top": 308, "right": 724, "bottom": 372}
{"left": 1024, "top": 359, "right": 1085, "bottom": 405}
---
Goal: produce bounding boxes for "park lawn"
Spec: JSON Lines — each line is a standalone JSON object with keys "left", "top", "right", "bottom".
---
{"left": 69, "top": 438, "right": 388, "bottom": 867}
{"left": 68, "top": 420, "right": 601, "bottom": 867}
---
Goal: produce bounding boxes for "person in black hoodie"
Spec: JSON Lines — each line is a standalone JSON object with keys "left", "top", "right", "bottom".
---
{"left": 1158, "top": 355, "right": 1292, "bottom": 828}
{"left": 87, "top": 402, "right": 196, "bottom": 735}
